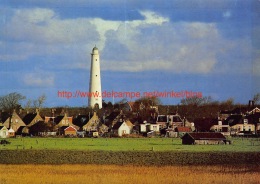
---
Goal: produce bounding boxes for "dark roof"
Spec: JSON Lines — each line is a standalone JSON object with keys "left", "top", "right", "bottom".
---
{"left": 73, "top": 115, "right": 89, "bottom": 127}
{"left": 59, "top": 126, "right": 69, "bottom": 131}
{"left": 246, "top": 113, "right": 260, "bottom": 124}
{"left": 16, "top": 126, "right": 29, "bottom": 134}
{"left": 105, "top": 111, "right": 120, "bottom": 121}
{"left": 231, "top": 107, "right": 248, "bottom": 115}
{"left": 170, "top": 115, "right": 182, "bottom": 122}
{"left": 0, "top": 126, "right": 5, "bottom": 129}
{"left": 22, "top": 113, "right": 37, "bottom": 125}
{"left": 112, "top": 121, "right": 124, "bottom": 130}
{"left": 157, "top": 115, "right": 167, "bottom": 122}
{"left": 183, "top": 132, "right": 226, "bottom": 140}
{"left": 220, "top": 110, "right": 233, "bottom": 114}
{"left": 54, "top": 115, "right": 64, "bottom": 123}
{"left": 0, "top": 112, "right": 10, "bottom": 123}
{"left": 224, "top": 114, "right": 243, "bottom": 126}
{"left": 194, "top": 118, "right": 217, "bottom": 132}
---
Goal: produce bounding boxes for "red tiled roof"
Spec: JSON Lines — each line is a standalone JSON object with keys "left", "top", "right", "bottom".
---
{"left": 175, "top": 127, "right": 191, "bottom": 132}
{"left": 64, "top": 126, "right": 77, "bottom": 132}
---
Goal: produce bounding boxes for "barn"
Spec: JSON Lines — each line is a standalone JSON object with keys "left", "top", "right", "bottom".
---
{"left": 181, "top": 132, "right": 227, "bottom": 145}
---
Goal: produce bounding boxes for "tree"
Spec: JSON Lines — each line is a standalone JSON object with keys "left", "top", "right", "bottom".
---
{"left": 220, "top": 98, "right": 234, "bottom": 110}
{"left": 133, "top": 96, "right": 161, "bottom": 120}
{"left": 0, "top": 92, "right": 25, "bottom": 113}
{"left": 180, "top": 96, "right": 211, "bottom": 106}
{"left": 32, "top": 94, "right": 46, "bottom": 110}
{"left": 253, "top": 93, "right": 260, "bottom": 105}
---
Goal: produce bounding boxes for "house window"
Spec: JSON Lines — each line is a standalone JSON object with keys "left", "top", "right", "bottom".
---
{"left": 96, "top": 59, "right": 97, "bottom": 61}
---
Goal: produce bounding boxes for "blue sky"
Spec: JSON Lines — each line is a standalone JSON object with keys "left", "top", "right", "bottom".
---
{"left": 0, "top": 0, "right": 259, "bottom": 107}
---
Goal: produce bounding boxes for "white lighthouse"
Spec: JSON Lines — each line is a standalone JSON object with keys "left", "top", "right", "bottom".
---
{"left": 88, "top": 46, "right": 102, "bottom": 109}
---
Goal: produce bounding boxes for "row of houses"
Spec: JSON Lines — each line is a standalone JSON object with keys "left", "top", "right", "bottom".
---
{"left": 0, "top": 109, "right": 136, "bottom": 138}
{"left": 0, "top": 108, "right": 189, "bottom": 138}
{"left": 1, "top": 105, "right": 259, "bottom": 139}
{"left": 195, "top": 107, "right": 260, "bottom": 136}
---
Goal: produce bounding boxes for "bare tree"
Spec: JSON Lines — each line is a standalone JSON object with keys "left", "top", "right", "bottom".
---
{"left": 32, "top": 94, "right": 46, "bottom": 110}
{"left": 180, "top": 96, "right": 209, "bottom": 106}
{"left": 253, "top": 93, "right": 260, "bottom": 105}
{"left": 0, "top": 92, "right": 25, "bottom": 113}
{"left": 24, "top": 99, "right": 32, "bottom": 113}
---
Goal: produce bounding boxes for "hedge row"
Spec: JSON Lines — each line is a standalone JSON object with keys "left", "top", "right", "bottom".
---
{"left": 0, "top": 150, "right": 259, "bottom": 166}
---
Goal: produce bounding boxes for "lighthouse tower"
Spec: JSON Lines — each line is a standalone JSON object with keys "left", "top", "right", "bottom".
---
{"left": 88, "top": 46, "right": 102, "bottom": 109}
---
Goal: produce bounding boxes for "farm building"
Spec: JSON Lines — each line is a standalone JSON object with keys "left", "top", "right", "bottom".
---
{"left": 181, "top": 132, "right": 228, "bottom": 145}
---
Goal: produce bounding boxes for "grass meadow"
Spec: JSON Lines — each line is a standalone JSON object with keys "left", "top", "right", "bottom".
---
{"left": 0, "top": 164, "right": 259, "bottom": 184}
{"left": 1, "top": 137, "right": 259, "bottom": 152}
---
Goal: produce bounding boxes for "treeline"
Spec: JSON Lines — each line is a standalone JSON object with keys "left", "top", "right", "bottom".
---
{"left": 0, "top": 92, "right": 259, "bottom": 122}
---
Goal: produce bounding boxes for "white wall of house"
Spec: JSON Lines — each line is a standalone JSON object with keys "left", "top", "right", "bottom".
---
{"left": 231, "top": 124, "right": 255, "bottom": 135}
{"left": 118, "top": 122, "right": 130, "bottom": 136}
{"left": 149, "top": 124, "right": 160, "bottom": 132}
{"left": 0, "top": 126, "right": 8, "bottom": 138}
{"left": 140, "top": 124, "right": 147, "bottom": 132}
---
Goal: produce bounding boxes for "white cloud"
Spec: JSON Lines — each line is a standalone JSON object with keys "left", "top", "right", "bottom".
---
{"left": 101, "top": 20, "right": 224, "bottom": 74}
{"left": 23, "top": 73, "right": 55, "bottom": 87}
{"left": 223, "top": 10, "right": 232, "bottom": 18}
{"left": 0, "top": 7, "right": 254, "bottom": 76}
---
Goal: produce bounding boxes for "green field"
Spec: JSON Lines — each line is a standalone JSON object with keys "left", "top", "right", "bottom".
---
{"left": 1, "top": 137, "right": 259, "bottom": 152}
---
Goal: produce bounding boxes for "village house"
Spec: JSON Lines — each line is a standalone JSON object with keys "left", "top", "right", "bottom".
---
{"left": 226, "top": 114, "right": 255, "bottom": 136}
{"left": 156, "top": 115, "right": 168, "bottom": 129}
{"left": 246, "top": 107, "right": 260, "bottom": 135}
{"left": 0, "top": 126, "right": 8, "bottom": 138}
{"left": 22, "top": 109, "right": 43, "bottom": 127}
{"left": 2, "top": 110, "right": 26, "bottom": 132}
{"left": 82, "top": 112, "right": 100, "bottom": 132}
{"left": 210, "top": 118, "right": 230, "bottom": 136}
{"left": 181, "top": 132, "right": 228, "bottom": 145}
{"left": 168, "top": 114, "right": 183, "bottom": 128}
{"left": 139, "top": 121, "right": 160, "bottom": 134}
{"left": 49, "top": 113, "right": 73, "bottom": 129}
{"left": 98, "top": 124, "right": 109, "bottom": 136}
{"left": 112, "top": 120, "right": 133, "bottom": 137}
{"left": 64, "top": 126, "right": 77, "bottom": 137}
{"left": 104, "top": 111, "right": 122, "bottom": 128}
